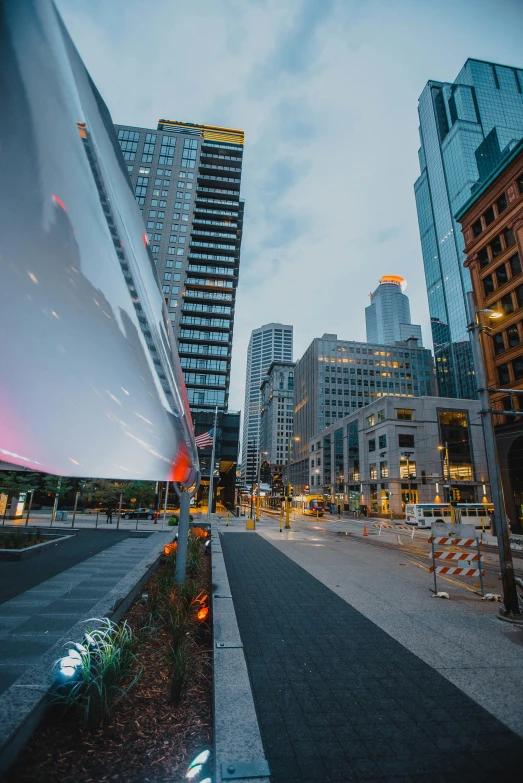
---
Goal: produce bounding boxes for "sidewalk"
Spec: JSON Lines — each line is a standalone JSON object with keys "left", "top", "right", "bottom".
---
{"left": 221, "top": 530, "right": 523, "bottom": 783}
{"left": 0, "top": 532, "right": 172, "bottom": 697}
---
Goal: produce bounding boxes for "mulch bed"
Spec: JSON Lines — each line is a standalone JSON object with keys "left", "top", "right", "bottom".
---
{"left": 6, "top": 553, "right": 213, "bottom": 783}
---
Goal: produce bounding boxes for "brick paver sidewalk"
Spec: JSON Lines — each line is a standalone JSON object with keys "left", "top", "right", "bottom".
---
{"left": 221, "top": 532, "right": 523, "bottom": 783}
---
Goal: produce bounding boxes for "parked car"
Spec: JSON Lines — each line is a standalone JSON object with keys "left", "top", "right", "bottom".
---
{"left": 122, "top": 507, "right": 155, "bottom": 520}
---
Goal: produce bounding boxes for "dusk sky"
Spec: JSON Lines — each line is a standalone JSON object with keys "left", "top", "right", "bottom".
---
{"left": 58, "top": 0, "right": 523, "bottom": 413}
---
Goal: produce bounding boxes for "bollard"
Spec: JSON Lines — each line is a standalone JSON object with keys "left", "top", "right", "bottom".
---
{"left": 95, "top": 510, "right": 99, "bottom": 529}
{"left": 226, "top": 511, "right": 229, "bottom": 527}
{"left": 280, "top": 508, "right": 283, "bottom": 533}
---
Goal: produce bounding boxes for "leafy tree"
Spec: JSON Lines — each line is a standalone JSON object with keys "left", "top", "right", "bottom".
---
{"left": 42, "top": 475, "right": 74, "bottom": 498}
{"left": 121, "top": 481, "right": 156, "bottom": 509}
{"left": 0, "top": 471, "right": 41, "bottom": 501}
{"left": 79, "top": 479, "right": 122, "bottom": 507}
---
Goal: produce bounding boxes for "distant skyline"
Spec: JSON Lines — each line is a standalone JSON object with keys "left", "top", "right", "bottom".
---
{"left": 58, "top": 0, "right": 523, "bottom": 412}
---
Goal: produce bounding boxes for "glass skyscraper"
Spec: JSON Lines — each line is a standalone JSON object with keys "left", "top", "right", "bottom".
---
{"left": 365, "top": 275, "right": 422, "bottom": 346}
{"left": 414, "top": 58, "right": 523, "bottom": 398}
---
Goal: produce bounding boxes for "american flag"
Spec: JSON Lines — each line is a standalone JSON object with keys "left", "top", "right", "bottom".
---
{"left": 195, "top": 428, "right": 214, "bottom": 449}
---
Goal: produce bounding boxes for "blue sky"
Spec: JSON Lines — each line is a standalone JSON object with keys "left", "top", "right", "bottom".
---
{"left": 58, "top": 0, "right": 523, "bottom": 412}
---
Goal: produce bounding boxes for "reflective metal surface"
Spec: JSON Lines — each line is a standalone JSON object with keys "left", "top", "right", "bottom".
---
{"left": 0, "top": 0, "right": 198, "bottom": 484}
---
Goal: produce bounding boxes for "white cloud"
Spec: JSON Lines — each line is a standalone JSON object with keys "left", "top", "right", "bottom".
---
{"left": 58, "top": 0, "right": 523, "bottom": 415}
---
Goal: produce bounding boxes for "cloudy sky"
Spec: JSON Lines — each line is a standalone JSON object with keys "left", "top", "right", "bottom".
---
{"left": 58, "top": 0, "right": 523, "bottom": 413}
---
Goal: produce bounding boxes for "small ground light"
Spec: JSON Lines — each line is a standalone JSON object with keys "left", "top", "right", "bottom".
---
{"left": 197, "top": 606, "right": 209, "bottom": 622}
{"left": 186, "top": 749, "right": 211, "bottom": 780}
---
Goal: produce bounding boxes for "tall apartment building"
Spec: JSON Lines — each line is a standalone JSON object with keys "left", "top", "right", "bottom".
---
{"left": 365, "top": 276, "right": 423, "bottom": 346}
{"left": 290, "top": 334, "right": 434, "bottom": 492}
{"left": 115, "top": 119, "right": 244, "bottom": 506}
{"left": 241, "top": 324, "right": 293, "bottom": 487}
{"left": 115, "top": 119, "right": 244, "bottom": 414}
{"left": 259, "top": 361, "right": 295, "bottom": 495}
{"left": 414, "top": 58, "right": 523, "bottom": 399}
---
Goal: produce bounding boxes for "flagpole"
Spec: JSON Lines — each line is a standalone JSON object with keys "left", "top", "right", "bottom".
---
{"left": 207, "top": 407, "right": 218, "bottom": 523}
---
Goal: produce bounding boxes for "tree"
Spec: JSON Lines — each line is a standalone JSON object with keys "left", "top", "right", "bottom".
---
{"left": 79, "top": 479, "right": 122, "bottom": 507}
{"left": 42, "top": 475, "right": 74, "bottom": 498}
{"left": 0, "top": 471, "right": 41, "bottom": 501}
{"left": 121, "top": 481, "right": 156, "bottom": 509}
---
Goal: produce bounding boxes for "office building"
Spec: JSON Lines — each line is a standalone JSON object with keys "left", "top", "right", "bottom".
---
{"left": 310, "top": 396, "right": 489, "bottom": 517}
{"left": 456, "top": 137, "right": 523, "bottom": 531}
{"left": 259, "top": 361, "right": 295, "bottom": 497}
{"left": 365, "top": 275, "right": 423, "bottom": 345}
{"left": 414, "top": 58, "right": 523, "bottom": 399}
{"left": 241, "top": 324, "right": 293, "bottom": 487}
{"left": 115, "top": 119, "right": 245, "bottom": 506}
{"left": 291, "top": 334, "right": 434, "bottom": 492}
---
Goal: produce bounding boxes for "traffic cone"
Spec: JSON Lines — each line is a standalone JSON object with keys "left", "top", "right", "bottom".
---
{"left": 363, "top": 524, "right": 368, "bottom": 536}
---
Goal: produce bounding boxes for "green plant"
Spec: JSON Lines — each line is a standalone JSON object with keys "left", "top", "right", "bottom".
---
{"left": 168, "top": 639, "right": 191, "bottom": 705}
{"left": 53, "top": 618, "right": 141, "bottom": 722}
{"left": 168, "top": 515, "right": 178, "bottom": 526}
{"left": 187, "top": 535, "right": 203, "bottom": 579}
{"left": 164, "top": 593, "right": 188, "bottom": 650}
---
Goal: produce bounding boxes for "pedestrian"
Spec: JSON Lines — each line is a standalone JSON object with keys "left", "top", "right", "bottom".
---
{"left": 153, "top": 509, "right": 159, "bottom": 524}
{"left": 337, "top": 504, "right": 341, "bottom": 518}
{"left": 106, "top": 506, "right": 113, "bottom": 524}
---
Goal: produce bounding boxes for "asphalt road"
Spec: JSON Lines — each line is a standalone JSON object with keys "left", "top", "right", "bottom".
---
{"left": 0, "top": 529, "right": 131, "bottom": 604}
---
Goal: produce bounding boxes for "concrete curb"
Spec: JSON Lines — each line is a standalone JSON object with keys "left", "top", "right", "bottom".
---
{"left": 0, "top": 531, "right": 174, "bottom": 777}
{"left": 0, "top": 534, "right": 74, "bottom": 561}
{"left": 212, "top": 523, "right": 269, "bottom": 783}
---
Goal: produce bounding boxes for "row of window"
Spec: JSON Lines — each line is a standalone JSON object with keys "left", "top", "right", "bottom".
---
{"left": 369, "top": 433, "right": 414, "bottom": 451}
{"left": 498, "top": 358, "right": 523, "bottom": 386}
{"left": 180, "top": 357, "right": 228, "bottom": 371}
{"left": 478, "top": 227, "right": 516, "bottom": 267}
{"left": 482, "top": 252, "right": 521, "bottom": 295}
{"left": 493, "top": 282, "right": 523, "bottom": 316}
{"left": 492, "top": 321, "right": 523, "bottom": 355}
{"left": 472, "top": 192, "right": 508, "bottom": 237}
{"left": 178, "top": 343, "right": 229, "bottom": 356}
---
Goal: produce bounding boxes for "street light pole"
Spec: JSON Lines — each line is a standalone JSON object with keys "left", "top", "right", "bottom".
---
{"left": 467, "top": 291, "right": 520, "bottom": 616}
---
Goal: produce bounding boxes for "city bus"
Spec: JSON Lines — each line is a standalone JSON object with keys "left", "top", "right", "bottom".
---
{"left": 405, "top": 503, "right": 494, "bottom": 530}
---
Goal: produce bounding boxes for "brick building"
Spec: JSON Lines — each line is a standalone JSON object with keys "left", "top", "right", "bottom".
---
{"left": 456, "top": 137, "right": 523, "bottom": 530}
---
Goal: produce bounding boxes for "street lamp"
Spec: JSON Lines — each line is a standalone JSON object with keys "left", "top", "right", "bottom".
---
{"left": 284, "top": 435, "right": 299, "bottom": 529}
{"left": 467, "top": 292, "right": 520, "bottom": 616}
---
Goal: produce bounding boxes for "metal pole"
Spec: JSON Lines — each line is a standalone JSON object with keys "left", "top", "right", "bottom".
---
{"left": 52, "top": 477, "right": 61, "bottom": 525}
{"left": 431, "top": 533, "right": 438, "bottom": 594}
{"left": 163, "top": 481, "right": 169, "bottom": 521}
{"left": 175, "top": 489, "right": 191, "bottom": 585}
{"left": 71, "top": 491, "right": 79, "bottom": 528}
{"left": 446, "top": 441, "right": 456, "bottom": 524}
{"left": 25, "top": 490, "right": 34, "bottom": 527}
{"left": 467, "top": 291, "right": 520, "bottom": 615}
{"left": 285, "top": 435, "right": 292, "bottom": 529}
{"left": 477, "top": 536, "right": 485, "bottom": 597}
{"left": 256, "top": 452, "right": 262, "bottom": 522}
{"left": 249, "top": 440, "right": 255, "bottom": 520}
{"left": 116, "top": 493, "right": 123, "bottom": 529}
{"left": 95, "top": 509, "right": 99, "bottom": 529}
{"left": 207, "top": 407, "right": 218, "bottom": 523}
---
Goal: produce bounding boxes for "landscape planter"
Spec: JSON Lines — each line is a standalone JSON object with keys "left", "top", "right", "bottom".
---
{"left": 0, "top": 533, "right": 73, "bottom": 561}
{"left": 4, "top": 533, "right": 213, "bottom": 783}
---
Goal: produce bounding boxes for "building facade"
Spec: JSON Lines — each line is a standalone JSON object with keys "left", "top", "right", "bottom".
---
{"left": 414, "top": 58, "right": 523, "bottom": 399}
{"left": 310, "top": 396, "right": 490, "bottom": 518}
{"left": 241, "top": 324, "right": 293, "bottom": 488}
{"left": 115, "top": 119, "right": 245, "bottom": 506}
{"left": 259, "top": 361, "right": 295, "bottom": 496}
{"left": 115, "top": 119, "right": 244, "bottom": 414}
{"left": 291, "top": 334, "right": 435, "bottom": 493}
{"left": 365, "top": 276, "right": 422, "bottom": 345}
{"left": 456, "top": 138, "right": 523, "bottom": 531}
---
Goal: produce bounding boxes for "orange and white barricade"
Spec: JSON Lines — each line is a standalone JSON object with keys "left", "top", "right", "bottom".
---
{"left": 428, "top": 532, "right": 485, "bottom": 596}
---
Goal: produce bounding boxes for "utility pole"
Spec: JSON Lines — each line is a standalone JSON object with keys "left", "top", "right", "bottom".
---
{"left": 248, "top": 440, "right": 255, "bottom": 521}
{"left": 207, "top": 407, "right": 218, "bottom": 523}
{"left": 467, "top": 292, "right": 520, "bottom": 616}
